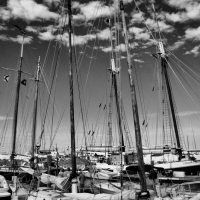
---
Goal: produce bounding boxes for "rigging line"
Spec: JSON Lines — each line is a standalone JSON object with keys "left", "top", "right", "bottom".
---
{"left": 41, "top": 0, "right": 66, "bottom": 72}
{"left": 166, "top": 48, "right": 200, "bottom": 82}
{"left": 134, "top": 65, "right": 150, "bottom": 147}
{"left": 73, "top": 39, "right": 89, "bottom": 150}
{"left": 151, "top": 2, "right": 162, "bottom": 41}
{"left": 165, "top": 59, "right": 194, "bottom": 147}
{"left": 39, "top": 43, "right": 62, "bottom": 144}
{"left": 169, "top": 58, "right": 200, "bottom": 100}
{"left": 132, "top": 0, "right": 157, "bottom": 43}
{"left": 167, "top": 59, "right": 200, "bottom": 107}
{"left": 83, "top": 17, "right": 102, "bottom": 91}
{"left": 76, "top": 1, "right": 105, "bottom": 70}
{"left": 167, "top": 53, "right": 200, "bottom": 87}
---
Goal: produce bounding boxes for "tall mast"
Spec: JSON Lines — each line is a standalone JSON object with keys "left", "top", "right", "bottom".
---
{"left": 31, "top": 57, "right": 40, "bottom": 159}
{"left": 108, "top": 80, "right": 113, "bottom": 151}
{"left": 68, "top": 0, "right": 76, "bottom": 178}
{"left": 11, "top": 32, "right": 25, "bottom": 167}
{"left": 119, "top": 0, "right": 148, "bottom": 193}
{"left": 158, "top": 42, "right": 182, "bottom": 159}
{"left": 108, "top": 19, "right": 125, "bottom": 153}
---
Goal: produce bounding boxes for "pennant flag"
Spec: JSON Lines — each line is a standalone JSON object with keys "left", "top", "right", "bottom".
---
{"left": 21, "top": 79, "right": 27, "bottom": 86}
{"left": 88, "top": 131, "right": 91, "bottom": 135}
{"left": 142, "top": 120, "right": 145, "bottom": 126}
{"left": 92, "top": 131, "right": 95, "bottom": 136}
{"left": 103, "top": 104, "right": 106, "bottom": 110}
{"left": 3, "top": 75, "right": 9, "bottom": 83}
{"left": 99, "top": 103, "right": 102, "bottom": 108}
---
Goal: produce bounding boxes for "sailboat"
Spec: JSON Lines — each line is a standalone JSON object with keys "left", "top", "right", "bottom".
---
{"left": 151, "top": 42, "right": 200, "bottom": 177}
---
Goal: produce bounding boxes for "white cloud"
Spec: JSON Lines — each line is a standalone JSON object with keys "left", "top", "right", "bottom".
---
{"left": 0, "top": 7, "right": 11, "bottom": 21}
{"left": 168, "top": 40, "right": 185, "bottom": 50}
{"left": 129, "top": 27, "right": 150, "bottom": 40}
{"left": 185, "top": 26, "right": 200, "bottom": 41}
{"left": 0, "top": 34, "right": 32, "bottom": 44}
{"left": 26, "top": 26, "right": 38, "bottom": 33}
{"left": 185, "top": 45, "right": 200, "bottom": 57}
{"left": 76, "top": 1, "right": 115, "bottom": 21}
{"left": 101, "top": 46, "right": 112, "bottom": 52}
{"left": 97, "top": 28, "right": 110, "bottom": 40}
{"left": 145, "top": 18, "right": 174, "bottom": 33}
{"left": 11, "top": 35, "right": 33, "bottom": 44}
{"left": 7, "top": 0, "right": 59, "bottom": 21}
{"left": 164, "top": 0, "right": 200, "bottom": 22}
{"left": 39, "top": 31, "right": 55, "bottom": 41}
{"left": 131, "top": 11, "right": 144, "bottom": 24}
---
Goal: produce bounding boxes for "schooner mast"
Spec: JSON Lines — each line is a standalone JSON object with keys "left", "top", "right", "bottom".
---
{"left": 11, "top": 28, "right": 25, "bottom": 168}
{"left": 158, "top": 42, "right": 182, "bottom": 159}
{"left": 68, "top": 0, "right": 77, "bottom": 180}
{"left": 119, "top": 0, "right": 148, "bottom": 196}
{"left": 108, "top": 17, "right": 125, "bottom": 153}
{"left": 30, "top": 57, "right": 41, "bottom": 167}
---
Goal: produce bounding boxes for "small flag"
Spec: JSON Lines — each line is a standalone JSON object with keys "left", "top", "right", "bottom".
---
{"left": 3, "top": 75, "right": 9, "bottom": 83}
{"left": 92, "top": 131, "right": 95, "bottom": 136}
{"left": 103, "top": 104, "right": 106, "bottom": 110}
{"left": 21, "top": 79, "right": 27, "bottom": 86}
{"left": 99, "top": 103, "right": 102, "bottom": 108}
{"left": 88, "top": 130, "right": 91, "bottom": 135}
{"left": 152, "top": 87, "right": 154, "bottom": 91}
{"left": 142, "top": 120, "right": 145, "bottom": 126}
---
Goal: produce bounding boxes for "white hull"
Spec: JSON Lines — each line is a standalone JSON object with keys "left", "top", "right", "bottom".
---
{"left": 154, "top": 160, "right": 200, "bottom": 170}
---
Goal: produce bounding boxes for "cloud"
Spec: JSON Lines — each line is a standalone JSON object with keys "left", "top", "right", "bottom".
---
{"left": 168, "top": 40, "right": 185, "bottom": 50}
{"left": 0, "top": 34, "right": 33, "bottom": 44}
{"left": 185, "top": 26, "right": 200, "bottom": 41}
{"left": 0, "top": 7, "right": 11, "bottom": 21}
{"left": 185, "top": 45, "right": 200, "bottom": 57}
{"left": 164, "top": 0, "right": 200, "bottom": 22}
{"left": 6, "top": 0, "right": 59, "bottom": 22}
{"left": 101, "top": 46, "right": 112, "bottom": 52}
{"left": 75, "top": 1, "right": 115, "bottom": 21}
{"left": 11, "top": 35, "right": 33, "bottom": 44}
{"left": 145, "top": 18, "right": 174, "bottom": 33}
{"left": 96, "top": 28, "right": 110, "bottom": 40}
{"left": 129, "top": 27, "right": 150, "bottom": 41}
{"left": 39, "top": 31, "right": 55, "bottom": 41}
{"left": 55, "top": 32, "right": 96, "bottom": 46}
{"left": 26, "top": 26, "right": 38, "bottom": 33}
{"left": 131, "top": 11, "right": 144, "bottom": 24}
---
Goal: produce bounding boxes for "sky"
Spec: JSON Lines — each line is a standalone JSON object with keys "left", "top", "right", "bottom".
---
{"left": 0, "top": 0, "right": 200, "bottom": 154}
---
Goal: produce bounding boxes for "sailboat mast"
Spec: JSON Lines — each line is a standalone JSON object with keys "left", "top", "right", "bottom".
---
{"left": 158, "top": 42, "right": 182, "bottom": 158}
{"left": 68, "top": 0, "right": 76, "bottom": 177}
{"left": 31, "top": 57, "right": 40, "bottom": 159}
{"left": 119, "top": 0, "right": 147, "bottom": 192}
{"left": 109, "top": 19, "right": 125, "bottom": 153}
{"left": 11, "top": 33, "right": 25, "bottom": 166}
